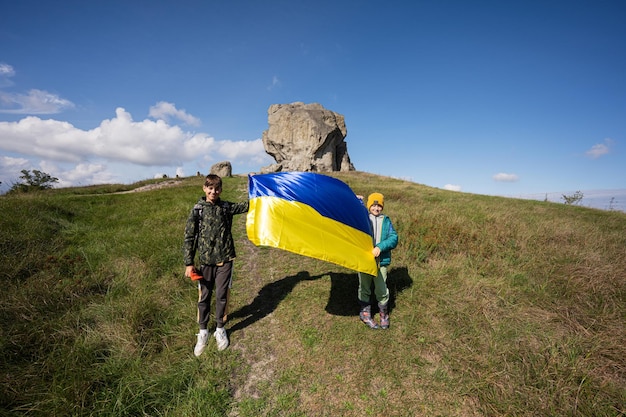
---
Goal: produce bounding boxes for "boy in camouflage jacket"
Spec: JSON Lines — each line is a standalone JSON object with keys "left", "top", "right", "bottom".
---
{"left": 183, "top": 174, "right": 249, "bottom": 354}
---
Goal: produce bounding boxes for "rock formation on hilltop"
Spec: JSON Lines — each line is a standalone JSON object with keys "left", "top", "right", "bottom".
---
{"left": 261, "top": 102, "right": 355, "bottom": 173}
{"left": 210, "top": 161, "right": 232, "bottom": 177}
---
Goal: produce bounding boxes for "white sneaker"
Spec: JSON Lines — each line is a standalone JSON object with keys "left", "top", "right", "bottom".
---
{"left": 214, "top": 327, "right": 229, "bottom": 351}
{"left": 194, "top": 331, "right": 209, "bottom": 357}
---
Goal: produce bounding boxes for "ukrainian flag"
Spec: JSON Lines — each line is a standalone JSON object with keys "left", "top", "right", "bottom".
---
{"left": 246, "top": 172, "right": 378, "bottom": 276}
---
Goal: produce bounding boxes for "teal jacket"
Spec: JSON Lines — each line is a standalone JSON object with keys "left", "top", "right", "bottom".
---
{"left": 370, "top": 214, "right": 398, "bottom": 267}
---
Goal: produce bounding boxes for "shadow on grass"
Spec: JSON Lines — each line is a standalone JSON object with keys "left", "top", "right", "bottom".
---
{"left": 325, "top": 266, "right": 412, "bottom": 316}
{"left": 228, "top": 266, "right": 412, "bottom": 333}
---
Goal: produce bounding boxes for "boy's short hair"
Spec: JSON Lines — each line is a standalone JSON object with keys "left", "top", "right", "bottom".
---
{"left": 204, "top": 174, "right": 222, "bottom": 189}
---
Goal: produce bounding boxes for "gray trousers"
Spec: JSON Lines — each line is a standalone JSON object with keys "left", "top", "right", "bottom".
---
{"left": 197, "top": 261, "right": 233, "bottom": 329}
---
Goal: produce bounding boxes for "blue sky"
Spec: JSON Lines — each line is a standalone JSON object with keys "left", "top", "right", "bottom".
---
{"left": 1, "top": 0, "right": 625, "bottom": 204}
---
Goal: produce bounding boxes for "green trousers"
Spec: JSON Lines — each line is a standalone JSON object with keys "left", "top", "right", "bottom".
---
{"left": 358, "top": 265, "right": 389, "bottom": 306}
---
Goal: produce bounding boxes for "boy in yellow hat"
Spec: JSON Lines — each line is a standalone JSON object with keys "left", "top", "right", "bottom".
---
{"left": 357, "top": 192, "right": 398, "bottom": 329}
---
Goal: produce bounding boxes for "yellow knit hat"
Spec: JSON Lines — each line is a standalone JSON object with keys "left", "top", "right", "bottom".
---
{"left": 366, "top": 192, "right": 384, "bottom": 209}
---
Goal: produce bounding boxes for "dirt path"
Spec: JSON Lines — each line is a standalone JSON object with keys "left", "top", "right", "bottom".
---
{"left": 115, "top": 179, "right": 184, "bottom": 194}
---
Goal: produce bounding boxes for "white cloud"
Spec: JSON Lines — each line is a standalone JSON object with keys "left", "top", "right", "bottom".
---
{"left": 1, "top": 155, "right": 29, "bottom": 169}
{"left": 0, "top": 106, "right": 272, "bottom": 190}
{"left": 0, "top": 63, "right": 15, "bottom": 88}
{"left": 217, "top": 139, "right": 267, "bottom": 162}
{"left": 149, "top": 101, "right": 201, "bottom": 126}
{"left": 0, "top": 63, "right": 73, "bottom": 113}
{"left": 0, "top": 62, "right": 15, "bottom": 78}
{"left": 493, "top": 173, "right": 519, "bottom": 182}
{"left": 39, "top": 160, "right": 116, "bottom": 188}
{"left": 0, "top": 108, "right": 212, "bottom": 165}
{"left": 0, "top": 89, "right": 74, "bottom": 114}
{"left": 443, "top": 184, "right": 462, "bottom": 191}
{"left": 0, "top": 156, "right": 30, "bottom": 188}
{"left": 267, "top": 75, "right": 281, "bottom": 91}
{"left": 0, "top": 63, "right": 15, "bottom": 76}
{"left": 585, "top": 138, "right": 613, "bottom": 159}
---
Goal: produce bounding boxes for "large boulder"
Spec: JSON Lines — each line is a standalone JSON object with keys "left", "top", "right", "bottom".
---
{"left": 210, "top": 161, "right": 232, "bottom": 177}
{"left": 261, "top": 102, "right": 355, "bottom": 173}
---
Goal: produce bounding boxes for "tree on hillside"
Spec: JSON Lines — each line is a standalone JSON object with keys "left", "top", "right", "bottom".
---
{"left": 9, "top": 169, "right": 59, "bottom": 193}
{"left": 561, "top": 190, "right": 584, "bottom": 205}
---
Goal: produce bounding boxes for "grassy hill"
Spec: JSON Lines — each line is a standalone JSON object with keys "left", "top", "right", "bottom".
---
{"left": 1, "top": 172, "right": 624, "bottom": 416}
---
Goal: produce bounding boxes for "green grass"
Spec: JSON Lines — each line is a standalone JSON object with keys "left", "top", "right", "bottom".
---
{"left": 1, "top": 172, "right": 625, "bottom": 416}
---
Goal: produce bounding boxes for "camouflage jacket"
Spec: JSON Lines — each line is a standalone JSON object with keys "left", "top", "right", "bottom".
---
{"left": 183, "top": 196, "right": 249, "bottom": 266}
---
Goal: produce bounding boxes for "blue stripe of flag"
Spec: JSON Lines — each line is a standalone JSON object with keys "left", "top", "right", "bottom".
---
{"left": 248, "top": 172, "right": 371, "bottom": 236}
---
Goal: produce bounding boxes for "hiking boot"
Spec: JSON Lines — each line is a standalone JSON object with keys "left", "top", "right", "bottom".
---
{"left": 379, "top": 303, "right": 390, "bottom": 330}
{"left": 194, "top": 331, "right": 209, "bottom": 357}
{"left": 214, "top": 327, "right": 229, "bottom": 351}
{"left": 359, "top": 304, "right": 379, "bottom": 329}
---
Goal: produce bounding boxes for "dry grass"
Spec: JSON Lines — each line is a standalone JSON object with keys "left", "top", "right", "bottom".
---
{"left": 1, "top": 172, "right": 624, "bottom": 416}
